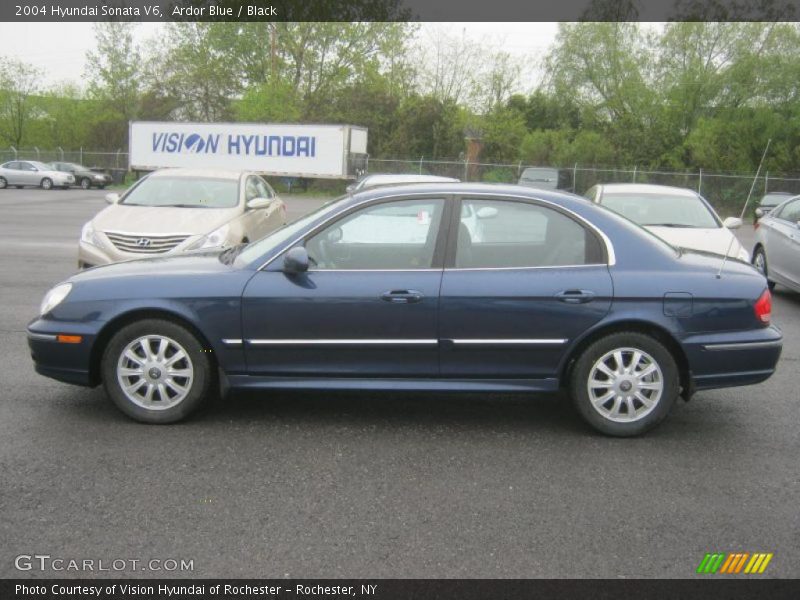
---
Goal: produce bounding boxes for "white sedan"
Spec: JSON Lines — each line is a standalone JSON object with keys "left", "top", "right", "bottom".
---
{"left": 584, "top": 183, "right": 749, "bottom": 261}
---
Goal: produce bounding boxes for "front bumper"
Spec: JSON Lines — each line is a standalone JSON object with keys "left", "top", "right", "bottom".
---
{"left": 683, "top": 325, "right": 783, "bottom": 390}
{"left": 27, "top": 319, "right": 100, "bottom": 386}
{"left": 77, "top": 235, "right": 206, "bottom": 268}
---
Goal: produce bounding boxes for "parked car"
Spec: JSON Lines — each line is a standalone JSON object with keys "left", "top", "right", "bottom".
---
{"left": 346, "top": 173, "right": 459, "bottom": 194}
{"left": 29, "top": 183, "right": 781, "bottom": 436}
{"left": 77, "top": 168, "right": 286, "bottom": 269}
{"left": 0, "top": 160, "right": 74, "bottom": 190}
{"left": 50, "top": 161, "right": 113, "bottom": 190}
{"left": 584, "top": 183, "right": 749, "bottom": 261}
{"left": 518, "top": 167, "right": 571, "bottom": 192}
{"left": 754, "top": 191, "right": 793, "bottom": 224}
{"left": 752, "top": 194, "right": 800, "bottom": 293}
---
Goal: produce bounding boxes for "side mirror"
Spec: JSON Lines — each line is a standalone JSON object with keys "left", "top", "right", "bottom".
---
{"left": 246, "top": 197, "right": 271, "bottom": 210}
{"left": 754, "top": 208, "right": 764, "bottom": 218}
{"left": 723, "top": 217, "right": 743, "bottom": 229}
{"left": 283, "top": 246, "right": 309, "bottom": 273}
{"left": 105, "top": 192, "right": 120, "bottom": 204}
{"left": 476, "top": 206, "right": 499, "bottom": 219}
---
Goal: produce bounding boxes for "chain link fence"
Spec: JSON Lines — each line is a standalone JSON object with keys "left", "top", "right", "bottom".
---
{"left": 366, "top": 157, "right": 800, "bottom": 217}
{"left": 0, "top": 148, "right": 128, "bottom": 170}
{"left": 5, "top": 148, "right": 799, "bottom": 217}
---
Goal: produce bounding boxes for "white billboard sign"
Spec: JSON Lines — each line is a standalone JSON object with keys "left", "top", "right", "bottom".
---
{"left": 129, "top": 122, "right": 366, "bottom": 179}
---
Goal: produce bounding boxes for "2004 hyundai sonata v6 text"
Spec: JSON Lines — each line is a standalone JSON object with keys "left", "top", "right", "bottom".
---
{"left": 28, "top": 183, "right": 782, "bottom": 436}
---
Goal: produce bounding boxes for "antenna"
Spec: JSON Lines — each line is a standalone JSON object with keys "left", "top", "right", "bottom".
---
{"left": 716, "top": 138, "right": 772, "bottom": 279}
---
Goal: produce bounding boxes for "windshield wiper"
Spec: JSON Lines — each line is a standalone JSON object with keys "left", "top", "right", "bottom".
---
{"left": 165, "top": 203, "right": 211, "bottom": 208}
{"left": 641, "top": 223, "right": 701, "bottom": 228}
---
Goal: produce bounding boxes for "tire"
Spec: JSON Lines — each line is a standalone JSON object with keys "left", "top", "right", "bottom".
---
{"left": 40, "top": 177, "right": 53, "bottom": 190}
{"left": 80, "top": 177, "right": 91, "bottom": 190}
{"left": 752, "top": 247, "right": 776, "bottom": 291}
{"left": 570, "top": 332, "right": 679, "bottom": 437}
{"left": 101, "top": 319, "right": 214, "bottom": 423}
{"left": 0, "top": 177, "right": 6, "bottom": 189}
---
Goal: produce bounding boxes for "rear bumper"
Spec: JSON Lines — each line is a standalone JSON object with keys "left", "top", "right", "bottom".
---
{"left": 683, "top": 326, "right": 783, "bottom": 390}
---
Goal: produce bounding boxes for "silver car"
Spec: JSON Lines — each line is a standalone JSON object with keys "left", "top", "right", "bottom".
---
{"left": 753, "top": 194, "right": 800, "bottom": 293}
{"left": 78, "top": 168, "right": 286, "bottom": 268}
{"left": 0, "top": 160, "right": 75, "bottom": 190}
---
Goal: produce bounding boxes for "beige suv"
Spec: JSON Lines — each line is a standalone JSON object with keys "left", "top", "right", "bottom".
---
{"left": 78, "top": 168, "right": 286, "bottom": 268}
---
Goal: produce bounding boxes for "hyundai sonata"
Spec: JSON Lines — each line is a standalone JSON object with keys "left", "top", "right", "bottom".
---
{"left": 28, "top": 183, "right": 781, "bottom": 436}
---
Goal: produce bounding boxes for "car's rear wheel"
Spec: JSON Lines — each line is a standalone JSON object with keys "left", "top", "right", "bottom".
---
{"left": 40, "top": 178, "right": 53, "bottom": 190}
{"left": 570, "top": 332, "right": 679, "bottom": 436}
{"left": 752, "top": 247, "right": 776, "bottom": 291}
{"left": 80, "top": 177, "right": 91, "bottom": 190}
{"left": 0, "top": 176, "right": 6, "bottom": 189}
{"left": 101, "top": 319, "right": 213, "bottom": 423}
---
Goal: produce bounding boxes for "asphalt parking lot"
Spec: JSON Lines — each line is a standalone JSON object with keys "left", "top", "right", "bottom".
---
{"left": 1, "top": 187, "right": 799, "bottom": 579}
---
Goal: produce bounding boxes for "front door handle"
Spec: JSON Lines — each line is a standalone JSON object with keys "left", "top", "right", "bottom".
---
{"left": 380, "top": 290, "right": 424, "bottom": 304}
{"left": 555, "top": 289, "right": 596, "bottom": 304}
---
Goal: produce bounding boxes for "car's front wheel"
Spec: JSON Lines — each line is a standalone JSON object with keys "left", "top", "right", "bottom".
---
{"left": 80, "top": 177, "right": 91, "bottom": 190}
{"left": 101, "top": 319, "right": 213, "bottom": 423}
{"left": 40, "top": 177, "right": 53, "bottom": 190}
{"left": 570, "top": 332, "right": 679, "bottom": 436}
{"left": 0, "top": 176, "right": 6, "bottom": 189}
{"left": 752, "top": 247, "right": 776, "bottom": 291}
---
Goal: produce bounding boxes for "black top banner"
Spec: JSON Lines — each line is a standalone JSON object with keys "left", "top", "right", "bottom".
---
{"left": 4, "top": 579, "right": 800, "bottom": 600}
{"left": 1, "top": 0, "right": 799, "bottom": 22}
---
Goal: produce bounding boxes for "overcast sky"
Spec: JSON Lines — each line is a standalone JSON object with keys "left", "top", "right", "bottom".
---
{"left": 0, "top": 22, "right": 560, "bottom": 93}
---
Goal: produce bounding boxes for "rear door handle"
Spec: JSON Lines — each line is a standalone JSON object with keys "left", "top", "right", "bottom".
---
{"left": 555, "top": 289, "right": 596, "bottom": 304}
{"left": 380, "top": 290, "right": 424, "bottom": 304}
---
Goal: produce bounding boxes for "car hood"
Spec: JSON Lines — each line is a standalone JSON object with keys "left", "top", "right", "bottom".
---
{"left": 91, "top": 204, "right": 240, "bottom": 236}
{"left": 645, "top": 226, "right": 749, "bottom": 260}
{"left": 70, "top": 252, "right": 236, "bottom": 283}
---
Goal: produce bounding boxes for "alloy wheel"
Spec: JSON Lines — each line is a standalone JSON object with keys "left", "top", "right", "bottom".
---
{"left": 116, "top": 335, "right": 194, "bottom": 410}
{"left": 587, "top": 347, "right": 663, "bottom": 423}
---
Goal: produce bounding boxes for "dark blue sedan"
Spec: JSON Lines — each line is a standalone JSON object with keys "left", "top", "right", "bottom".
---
{"left": 28, "top": 184, "right": 782, "bottom": 436}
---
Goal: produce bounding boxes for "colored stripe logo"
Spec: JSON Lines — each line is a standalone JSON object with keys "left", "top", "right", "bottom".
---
{"left": 697, "top": 552, "right": 773, "bottom": 574}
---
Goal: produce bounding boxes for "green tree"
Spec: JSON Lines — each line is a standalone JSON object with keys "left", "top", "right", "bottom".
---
{"left": 0, "top": 57, "right": 42, "bottom": 147}
{"left": 85, "top": 22, "right": 143, "bottom": 148}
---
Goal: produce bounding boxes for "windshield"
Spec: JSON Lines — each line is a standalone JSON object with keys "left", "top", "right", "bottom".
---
{"left": 600, "top": 192, "right": 719, "bottom": 228}
{"left": 235, "top": 196, "right": 348, "bottom": 266}
{"left": 120, "top": 176, "right": 239, "bottom": 208}
{"left": 29, "top": 161, "right": 52, "bottom": 170}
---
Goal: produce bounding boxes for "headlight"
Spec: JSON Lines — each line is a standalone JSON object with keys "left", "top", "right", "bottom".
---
{"left": 94, "top": 174, "right": 105, "bottom": 180}
{"left": 186, "top": 224, "right": 231, "bottom": 251}
{"left": 40, "top": 283, "right": 72, "bottom": 316}
{"left": 80, "top": 221, "right": 100, "bottom": 246}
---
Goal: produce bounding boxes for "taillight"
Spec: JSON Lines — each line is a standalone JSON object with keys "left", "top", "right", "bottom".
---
{"left": 754, "top": 289, "right": 772, "bottom": 325}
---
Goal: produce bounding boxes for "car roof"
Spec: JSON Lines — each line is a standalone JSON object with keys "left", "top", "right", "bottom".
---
{"left": 598, "top": 183, "right": 698, "bottom": 197}
{"left": 349, "top": 182, "right": 587, "bottom": 207}
{"left": 149, "top": 168, "right": 246, "bottom": 181}
{"left": 361, "top": 174, "right": 460, "bottom": 186}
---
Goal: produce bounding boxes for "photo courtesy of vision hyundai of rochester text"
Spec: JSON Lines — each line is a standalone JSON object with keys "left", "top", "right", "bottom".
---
{"left": 28, "top": 183, "right": 781, "bottom": 436}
